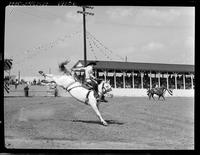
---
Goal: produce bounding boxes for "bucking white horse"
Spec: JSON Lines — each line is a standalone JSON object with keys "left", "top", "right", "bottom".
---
{"left": 38, "top": 60, "right": 113, "bottom": 126}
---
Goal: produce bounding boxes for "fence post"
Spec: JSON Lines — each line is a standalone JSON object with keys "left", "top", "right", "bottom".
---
{"left": 54, "top": 86, "right": 58, "bottom": 97}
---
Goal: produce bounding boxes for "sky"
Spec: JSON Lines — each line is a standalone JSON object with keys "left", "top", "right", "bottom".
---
{"left": 5, "top": 6, "right": 194, "bottom": 77}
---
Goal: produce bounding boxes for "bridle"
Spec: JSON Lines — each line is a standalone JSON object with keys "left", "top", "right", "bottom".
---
{"left": 101, "top": 82, "right": 106, "bottom": 94}
{"left": 99, "top": 81, "right": 111, "bottom": 95}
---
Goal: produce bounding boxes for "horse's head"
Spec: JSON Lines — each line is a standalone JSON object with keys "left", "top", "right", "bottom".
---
{"left": 98, "top": 80, "right": 112, "bottom": 94}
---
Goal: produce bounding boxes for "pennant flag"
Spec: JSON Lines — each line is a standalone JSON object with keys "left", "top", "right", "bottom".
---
{"left": 4, "top": 82, "right": 10, "bottom": 93}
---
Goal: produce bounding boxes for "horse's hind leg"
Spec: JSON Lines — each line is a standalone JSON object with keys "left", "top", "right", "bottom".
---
{"left": 148, "top": 94, "right": 151, "bottom": 100}
{"left": 88, "top": 94, "right": 108, "bottom": 126}
{"left": 97, "top": 101, "right": 100, "bottom": 110}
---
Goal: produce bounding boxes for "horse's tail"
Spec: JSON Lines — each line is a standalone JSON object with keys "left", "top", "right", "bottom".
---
{"left": 166, "top": 89, "right": 173, "bottom": 96}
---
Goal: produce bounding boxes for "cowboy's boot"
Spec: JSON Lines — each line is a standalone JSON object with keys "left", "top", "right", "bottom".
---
{"left": 93, "top": 90, "right": 100, "bottom": 101}
{"left": 100, "top": 95, "right": 108, "bottom": 102}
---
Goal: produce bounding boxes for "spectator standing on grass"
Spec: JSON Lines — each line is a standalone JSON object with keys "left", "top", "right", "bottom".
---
{"left": 24, "top": 83, "right": 29, "bottom": 97}
{"left": 15, "top": 79, "right": 19, "bottom": 89}
{"left": 54, "top": 84, "right": 58, "bottom": 97}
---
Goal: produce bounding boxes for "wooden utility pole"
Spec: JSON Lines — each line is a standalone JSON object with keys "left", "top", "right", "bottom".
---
{"left": 18, "top": 71, "right": 20, "bottom": 82}
{"left": 77, "top": 6, "right": 94, "bottom": 67}
{"left": 125, "top": 56, "right": 127, "bottom": 62}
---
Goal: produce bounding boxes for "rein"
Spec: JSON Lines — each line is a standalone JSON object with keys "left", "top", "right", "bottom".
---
{"left": 99, "top": 82, "right": 107, "bottom": 95}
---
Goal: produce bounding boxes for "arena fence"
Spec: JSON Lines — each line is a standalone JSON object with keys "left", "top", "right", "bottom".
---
{"left": 111, "top": 88, "right": 194, "bottom": 97}
{"left": 4, "top": 85, "right": 194, "bottom": 98}
{"left": 4, "top": 85, "right": 70, "bottom": 97}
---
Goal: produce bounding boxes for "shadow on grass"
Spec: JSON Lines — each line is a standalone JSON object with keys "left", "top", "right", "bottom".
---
{"left": 71, "top": 119, "right": 124, "bottom": 125}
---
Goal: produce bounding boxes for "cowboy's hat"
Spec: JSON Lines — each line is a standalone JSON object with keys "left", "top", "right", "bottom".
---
{"left": 86, "top": 62, "right": 97, "bottom": 66}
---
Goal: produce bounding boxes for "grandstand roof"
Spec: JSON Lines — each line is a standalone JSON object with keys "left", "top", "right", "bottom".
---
{"left": 73, "top": 60, "right": 194, "bottom": 73}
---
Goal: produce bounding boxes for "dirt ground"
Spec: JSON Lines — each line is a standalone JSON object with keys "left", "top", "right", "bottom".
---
{"left": 4, "top": 95, "right": 194, "bottom": 149}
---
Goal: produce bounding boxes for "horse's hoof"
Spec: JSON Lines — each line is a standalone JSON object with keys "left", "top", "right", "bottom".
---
{"left": 102, "top": 121, "right": 108, "bottom": 126}
{"left": 99, "top": 99, "right": 108, "bottom": 103}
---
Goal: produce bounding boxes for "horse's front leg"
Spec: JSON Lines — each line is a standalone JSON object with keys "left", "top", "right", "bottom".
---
{"left": 88, "top": 94, "right": 108, "bottom": 126}
{"left": 162, "top": 95, "right": 165, "bottom": 100}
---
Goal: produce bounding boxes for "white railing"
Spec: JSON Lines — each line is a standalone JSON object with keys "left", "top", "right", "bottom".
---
{"left": 111, "top": 88, "right": 194, "bottom": 97}
{"left": 4, "top": 85, "right": 194, "bottom": 97}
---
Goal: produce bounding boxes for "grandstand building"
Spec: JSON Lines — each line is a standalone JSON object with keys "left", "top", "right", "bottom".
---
{"left": 73, "top": 60, "right": 194, "bottom": 97}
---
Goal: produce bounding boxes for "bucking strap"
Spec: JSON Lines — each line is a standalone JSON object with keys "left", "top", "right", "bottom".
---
{"left": 85, "top": 90, "right": 92, "bottom": 104}
{"left": 66, "top": 81, "right": 78, "bottom": 91}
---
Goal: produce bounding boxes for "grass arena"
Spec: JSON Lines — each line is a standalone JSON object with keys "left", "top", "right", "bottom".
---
{"left": 4, "top": 86, "right": 194, "bottom": 149}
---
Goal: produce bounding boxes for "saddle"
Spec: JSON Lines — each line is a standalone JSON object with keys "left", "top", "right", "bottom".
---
{"left": 83, "top": 78, "right": 102, "bottom": 90}
{"left": 83, "top": 82, "right": 93, "bottom": 90}
{"left": 83, "top": 81, "right": 101, "bottom": 99}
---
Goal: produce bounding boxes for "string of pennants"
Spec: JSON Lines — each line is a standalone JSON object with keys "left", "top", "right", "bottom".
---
{"left": 86, "top": 34, "right": 112, "bottom": 61}
{"left": 87, "top": 35, "right": 98, "bottom": 60}
{"left": 11, "top": 29, "right": 124, "bottom": 69}
{"left": 13, "top": 30, "right": 82, "bottom": 66}
{"left": 86, "top": 31, "right": 124, "bottom": 61}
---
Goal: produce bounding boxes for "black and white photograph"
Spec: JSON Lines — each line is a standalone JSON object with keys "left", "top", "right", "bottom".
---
{"left": 3, "top": 3, "right": 195, "bottom": 150}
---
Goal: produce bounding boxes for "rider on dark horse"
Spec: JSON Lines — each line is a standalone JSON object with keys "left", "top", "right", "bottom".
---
{"left": 147, "top": 84, "right": 173, "bottom": 100}
{"left": 71, "top": 62, "right": 107, "bottom": 102}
